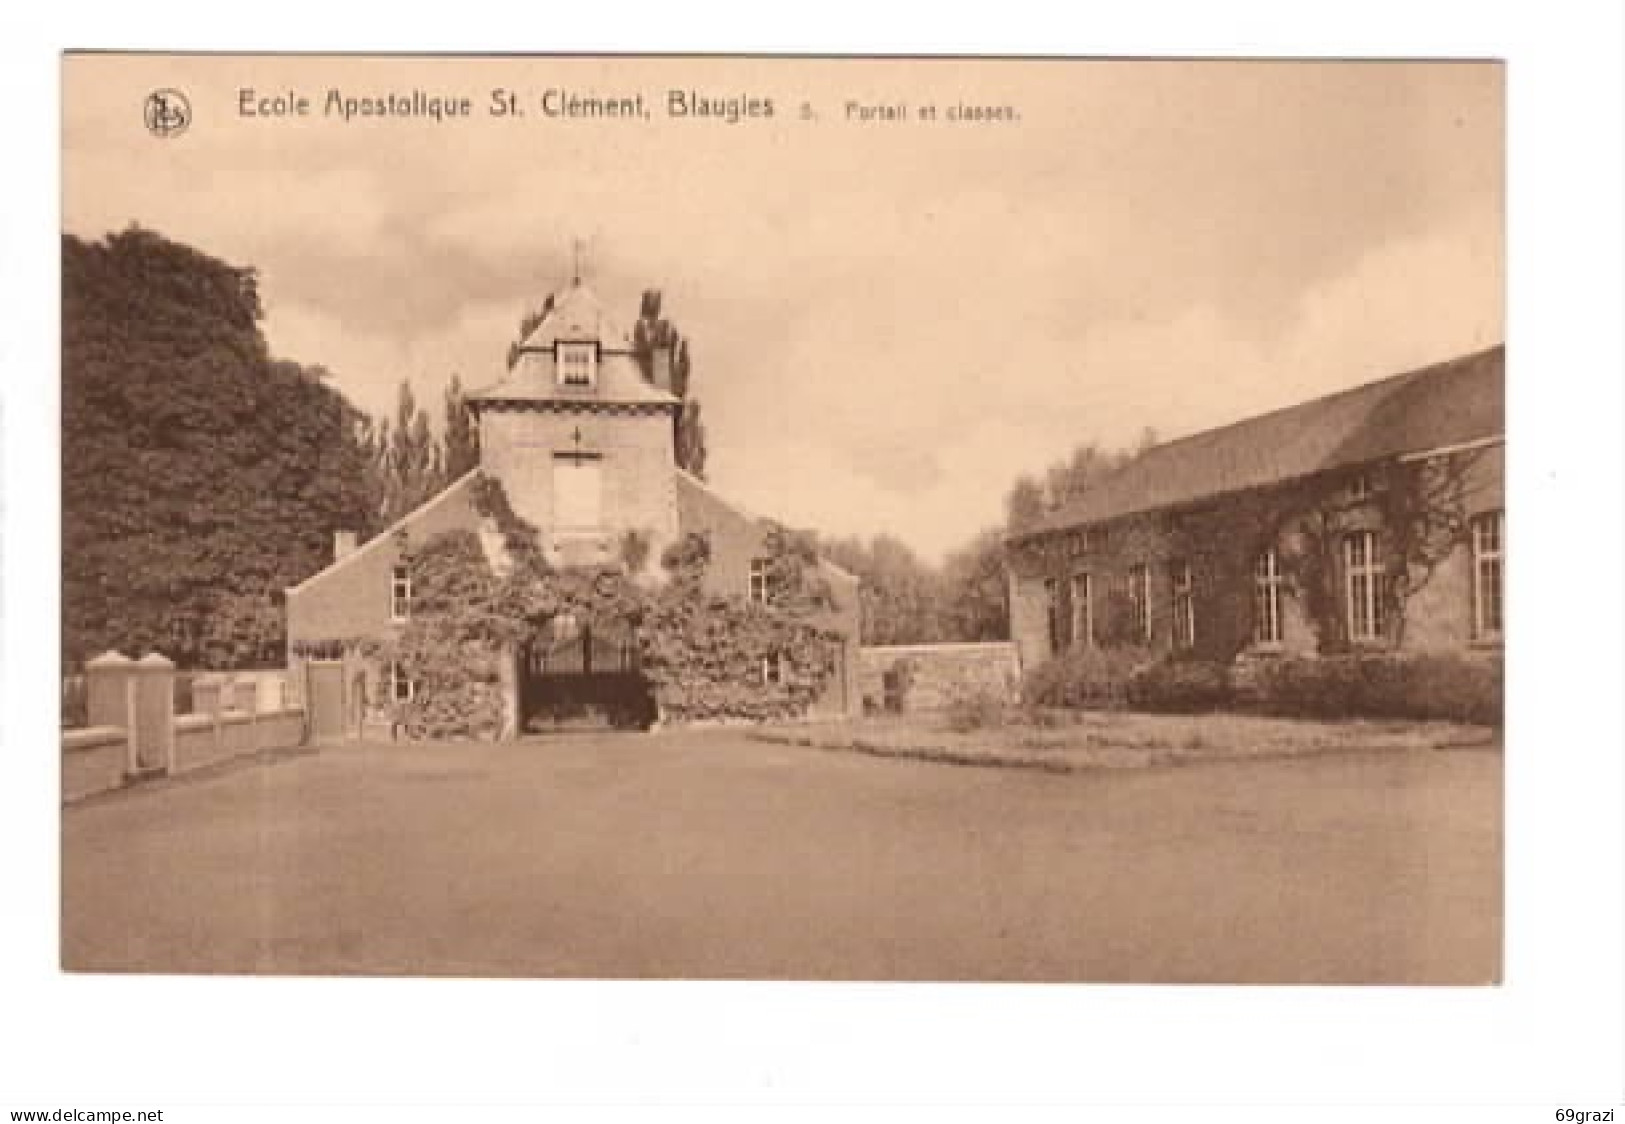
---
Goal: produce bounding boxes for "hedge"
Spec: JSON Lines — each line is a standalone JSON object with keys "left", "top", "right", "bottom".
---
{"left": 1251, "top": 652, "right": 1502, "bottom": 725}
{"left": 1024, "top": 647, "right": 1502, "bottom": 725}
{"left": 1021, "top": 645, "right": 1153, "bottom": 709}
{"left": 1126, "top": 659, "right": 1232, "bottom": 713}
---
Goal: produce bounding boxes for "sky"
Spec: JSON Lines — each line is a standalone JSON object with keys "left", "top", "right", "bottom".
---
{"left": 61, "top": 56, "right": 1503, "bottom": 563}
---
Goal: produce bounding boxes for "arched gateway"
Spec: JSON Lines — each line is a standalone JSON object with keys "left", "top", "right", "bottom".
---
{"left": 518, "top": 615, "right": 656, "bottom": 732}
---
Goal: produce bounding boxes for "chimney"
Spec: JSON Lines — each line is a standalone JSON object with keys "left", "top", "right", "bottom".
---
{"left": 333, "top": 530, "right": 358, "bottom": 563}
{"left": 651, "top": 344, "right": 674, "bottom": 394}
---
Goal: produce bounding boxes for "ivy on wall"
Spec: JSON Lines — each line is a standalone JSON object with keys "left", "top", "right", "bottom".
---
{"left": 1007, "top": 450, "right": 1489, "bottom": 664}
{"left": 294, "top": 472, "right": 843, "bottom": 737}
{"left": 644, "top": 527, "right": 841, "bottom": 722}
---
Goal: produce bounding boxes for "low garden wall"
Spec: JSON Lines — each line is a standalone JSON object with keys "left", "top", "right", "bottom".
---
{"left": 65, "top": 706, "right": 308, "bottom": 803}
{"left": 857, "top": 642, "right": 1020, "bottom": 713}
{"left": 61, "top": 651, "right": 309, "bottom": 803}
{"left": 62, "top": 726, "right": 130, "bottom": 803}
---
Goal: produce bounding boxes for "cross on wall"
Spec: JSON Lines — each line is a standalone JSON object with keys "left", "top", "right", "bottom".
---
{"left": 512, "top": 426, "right": 604, "bottom": 458}
{"left": 559, "top": 426, "right": 589, "bottom": 462}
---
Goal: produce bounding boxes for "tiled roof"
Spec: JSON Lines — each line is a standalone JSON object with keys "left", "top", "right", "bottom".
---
{"left": 1016, "top": 345, "right": 1505, "bottom": 537}
{"left": 519, "top": 282, "right": 619, "bottom": 349}
{"left": 468, "top": 352, "right": 679, "bottom": 408}
{"left": 467, "top": 279, "right": 680, "bottom": 409}
{"left": 674, "top": 470, "right": 862, "bottom": 586}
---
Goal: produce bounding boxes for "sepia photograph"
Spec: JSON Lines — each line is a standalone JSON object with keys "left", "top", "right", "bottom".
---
{"left": 58, "top": 53, "right": 1505, "bottom": 985}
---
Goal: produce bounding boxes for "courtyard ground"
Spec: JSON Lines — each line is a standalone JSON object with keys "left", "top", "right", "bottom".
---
{"left": 60, "top": 728, "right": 1502, "bottom": 984}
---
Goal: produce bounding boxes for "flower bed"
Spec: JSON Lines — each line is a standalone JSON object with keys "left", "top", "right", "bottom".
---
{"left": 750, "top": 708, "right": 1497, "bottom": 774}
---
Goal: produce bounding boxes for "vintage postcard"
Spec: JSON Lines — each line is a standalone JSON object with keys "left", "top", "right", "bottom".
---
{"left": 60, "top": 54, "right": 1504, "bottom": 983}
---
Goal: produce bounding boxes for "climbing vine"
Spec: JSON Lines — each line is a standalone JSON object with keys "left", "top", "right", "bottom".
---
{"left": 312, "top": 472, "right": 843, "bottom": 738}
{"left": 1009, "top": 449, "right": 1490, "bottom": 665}
{"left": 643, "top": 526, "right": 842, "bottom": 722}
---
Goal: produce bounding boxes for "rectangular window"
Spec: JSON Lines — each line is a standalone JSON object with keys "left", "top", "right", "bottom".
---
{"left": 1127, "top": 563, "right": 1152, "bottom": 642}
{"left": 1349, "top": 472, "right": 1374, "bottom": 501}
{"left": 1344, "top": 530, "right": 1384, "bottom": 642}
{"left": 1171, "top": 560, "right": 1195, "bottom": 650}
{"left": 617, "top": 637, "right": 641, "bottom": 673}
{"left": 759, "top": 652, "right": 786, "bottom": 686}
{"left": 552, "top": 457, "right": 602, "bottom": 529}
{"left": 1471, "top": 510, "right": 1504, "bottom": 640}
{"left": 390, "top": 563, "right": 411, "bottom": 622}
{"left": 1070, "top": 573, "right": 1093, "bottom": 650}
{"left": 1253, "top": 548, "right": 1284, "bottom": 646}
{"left": 556, "top": 341, "right": 597, "bottom": 388}
{"left": 1044, "top": 577, "right": 1062, "bottom": 655}
{"left": 389, "top": 661, "right": 415, "bottom": 704}
{"left": 748, "top": 558, "right": 773, "bottom": 604}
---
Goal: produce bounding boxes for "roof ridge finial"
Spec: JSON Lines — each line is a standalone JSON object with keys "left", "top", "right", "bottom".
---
{"left": 571, "top": 236, "right": 585, "bottom": 287}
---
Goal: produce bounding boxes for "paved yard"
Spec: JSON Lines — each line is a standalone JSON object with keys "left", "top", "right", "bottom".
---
{"left": 61, "top": 730, "right": 1502, "bottom": 983}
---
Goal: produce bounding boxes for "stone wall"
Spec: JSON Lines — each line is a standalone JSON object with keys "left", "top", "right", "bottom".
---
{"left": 857, "top": 642, "right": 1021, "bottom": 713}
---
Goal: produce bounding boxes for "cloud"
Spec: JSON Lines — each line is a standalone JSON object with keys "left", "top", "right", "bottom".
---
{"left": 63, "top": 57, "right": 1502, "bottom": 562}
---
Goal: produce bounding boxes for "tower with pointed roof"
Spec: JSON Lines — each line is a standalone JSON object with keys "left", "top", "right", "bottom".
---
{"left": 467, "top": 278, "right": 682, "bottom": 573}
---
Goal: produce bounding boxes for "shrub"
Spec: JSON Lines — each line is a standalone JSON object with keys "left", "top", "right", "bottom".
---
{"left": 1395, "top": 653, "right": 1503, "bottom": 725}
{"left": 881, "top": 657, "right": 918, "bottom": 714}
{"left": 1022, "top": 645, "right": 1151, "bottom": 709}
{"left": 1253, "top": 653, "right": 1502, "bottom": 725}
{"left": 942, "top": 685, "right": 1009, "bottom": 732}
{"left": 1126, "top": 658, "right": 1232, "bottom": 713}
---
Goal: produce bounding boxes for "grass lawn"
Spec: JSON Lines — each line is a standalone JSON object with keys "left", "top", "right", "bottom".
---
{"left": 752, "top": 708, "right": 1499, "bottom": 772}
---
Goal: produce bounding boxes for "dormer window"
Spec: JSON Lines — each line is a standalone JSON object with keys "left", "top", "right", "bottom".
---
{"left": 556, "top": 342, "right": 597, "bottom": 389}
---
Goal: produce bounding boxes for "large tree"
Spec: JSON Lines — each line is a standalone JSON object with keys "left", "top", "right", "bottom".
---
{"left": 442, "top": 373, "right": 480, "bottom": 480}
{"left": 817, "top": 532, "right": 951, "bottom": 646}
{"left": 938, "top": 527, "right": 1010, "bottom": 642}
{"left": 373, "top": 378, "right": 443, "bottom": 524}
{"left": 632, "top": 289, "right": 709, "bottom": 479}
{"left": 62, "top": 227, "right": 378, "bottom": 668}
{"left": 1004, "top": 432, "right": 1159, "bottom": 534}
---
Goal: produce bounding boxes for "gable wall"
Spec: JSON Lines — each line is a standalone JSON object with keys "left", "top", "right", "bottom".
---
{"left": 676, "top": 475, "right": 862, "bottom": 716}
{"left": 285, "top": 475, "right": 482, "bottom": 649}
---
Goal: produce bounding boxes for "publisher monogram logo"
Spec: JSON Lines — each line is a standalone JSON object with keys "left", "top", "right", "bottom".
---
{"left": 143, "top": 89, "right": 191, "bottom": 138}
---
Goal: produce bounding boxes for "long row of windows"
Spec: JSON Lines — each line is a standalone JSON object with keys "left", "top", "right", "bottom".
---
{"left": 1043, "top": 511, "right": 1503, "bottom": 652}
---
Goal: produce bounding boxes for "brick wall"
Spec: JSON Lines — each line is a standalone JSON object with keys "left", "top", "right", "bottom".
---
{"left": 286, "top": 472, "right": 482, "bottom": 650}
{"left": 675, "top": 471, "right": 862, "bottom": 717}
{"left": 857, "top": 642, "right": 1021, "bottom": 712}
{"left": 1007, "top": 447, "right": 1505, "bottom": 672}
{"left": 1404, "top": 445, "right": 1504, "bottom": 653}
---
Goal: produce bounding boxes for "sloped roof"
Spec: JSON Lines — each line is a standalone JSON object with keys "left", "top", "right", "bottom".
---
{"left": 469, "top": 352, "right": 679, "bottom": 408}
{"left": 467, "top": 279, "right": 678, "bottom": 409}
{"left": 519, "top": 282, "right": 622, "bottom": 349}
{"left": 1016, "top": 345, "right": 1505, "bottom": 538}
{"left": 674, "top": 470, "right": 861, "bottom": 586}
